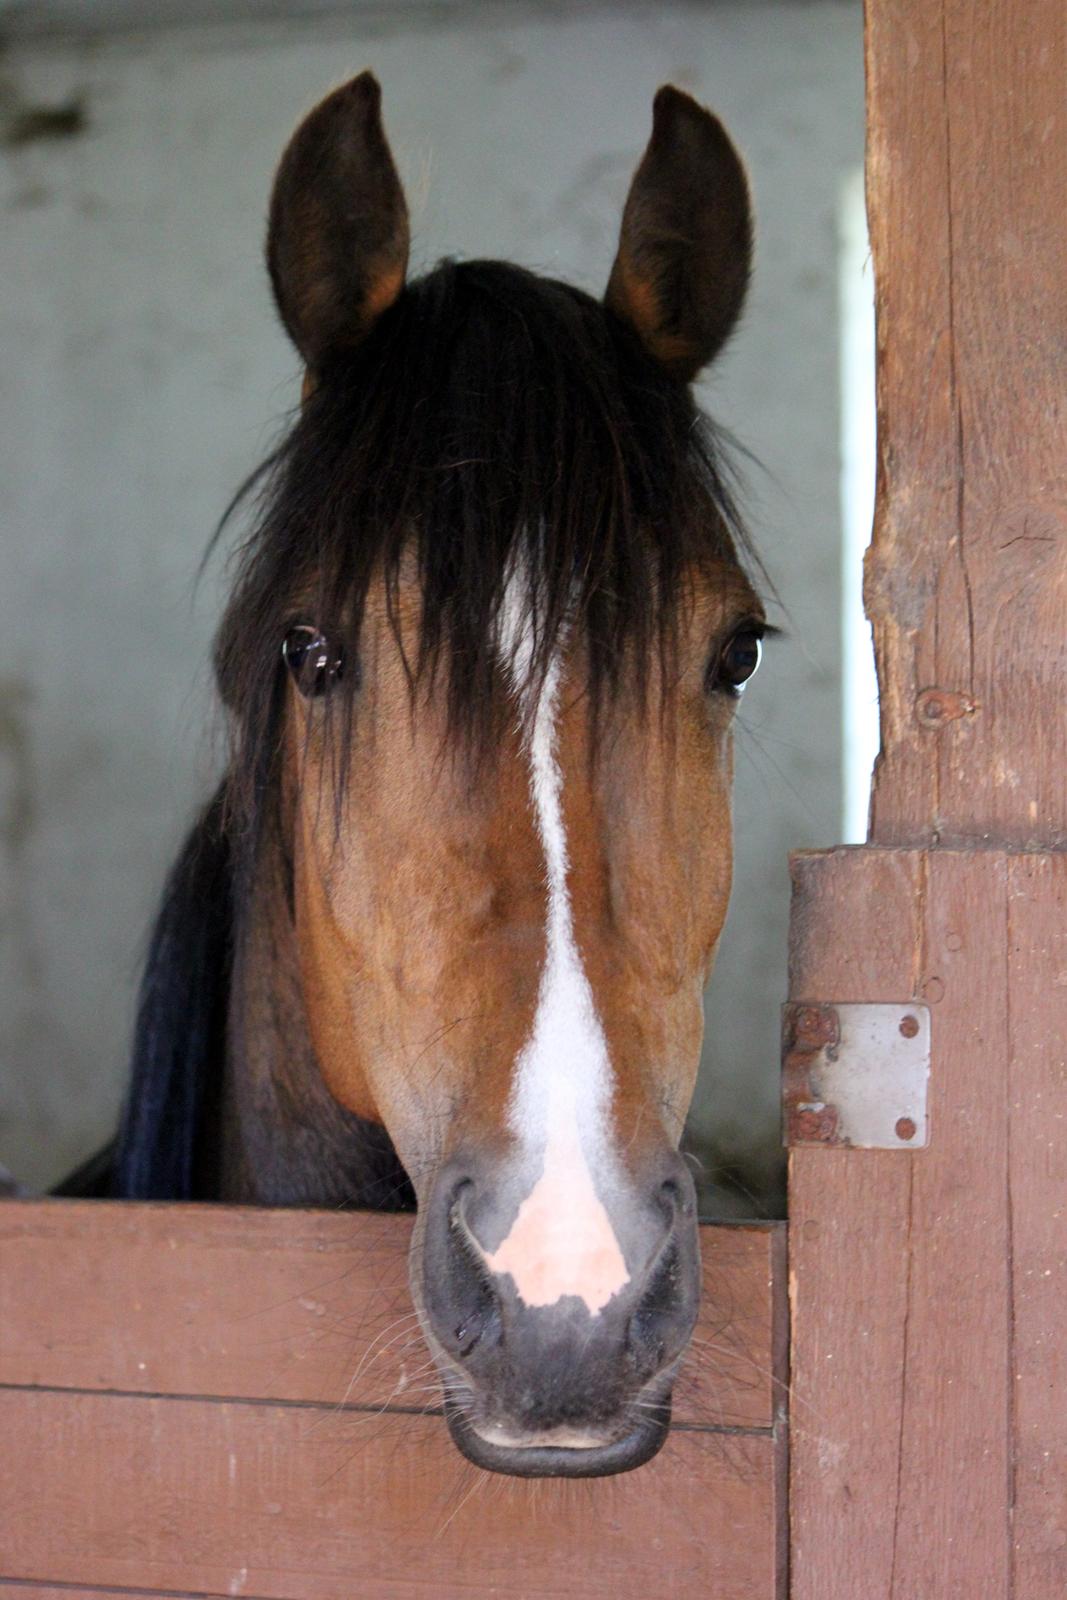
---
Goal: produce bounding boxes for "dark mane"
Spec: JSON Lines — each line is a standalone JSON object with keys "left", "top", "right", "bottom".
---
{"left": 215, "top": 258, "right": 750, "bottom": 831}
{"left": 112, "top": 786, "right": 232, "bottom": 1199}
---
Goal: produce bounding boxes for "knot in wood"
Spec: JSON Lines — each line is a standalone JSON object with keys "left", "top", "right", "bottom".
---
{"left": 915, "top": 687, "right": 977, "bottom": 728}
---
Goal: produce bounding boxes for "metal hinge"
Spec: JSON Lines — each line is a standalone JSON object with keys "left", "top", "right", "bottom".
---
{"left": 782, "top": 1001, "right": 931, "bottom": 1149}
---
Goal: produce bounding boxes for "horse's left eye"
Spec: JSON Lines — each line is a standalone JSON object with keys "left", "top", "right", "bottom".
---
{"left": 711, "top": 628, "right": 763, "bottom": 694}
{"left": 282, "top": 626, "right": 345, "bottom": 698}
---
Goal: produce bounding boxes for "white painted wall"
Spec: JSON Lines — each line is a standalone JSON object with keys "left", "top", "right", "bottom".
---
{"left": 0, "top": 1, "right": 864, "bottom": 1202}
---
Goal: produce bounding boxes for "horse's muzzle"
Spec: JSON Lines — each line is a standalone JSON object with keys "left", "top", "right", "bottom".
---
{"left": 417, "top": 1150, "right": 700, "bottom": 1478}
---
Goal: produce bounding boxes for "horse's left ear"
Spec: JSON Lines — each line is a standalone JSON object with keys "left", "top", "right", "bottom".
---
{"left": 606, "top": 86, "right": 752, "bottom": 383}
{"left": 267, "top": 71, "right": 409, "bottom": 371}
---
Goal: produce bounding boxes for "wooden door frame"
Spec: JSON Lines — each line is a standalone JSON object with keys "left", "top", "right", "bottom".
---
{"left": 788, "top": 2, "right": 1067, "bottom": 1595}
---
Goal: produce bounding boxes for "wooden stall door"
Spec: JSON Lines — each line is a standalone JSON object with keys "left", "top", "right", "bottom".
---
{"left": 0, "top": 1206, "right": 787, "bottom": 1599}
{"left": 789, "top": 2, "right": 1067, "bottom": 1597}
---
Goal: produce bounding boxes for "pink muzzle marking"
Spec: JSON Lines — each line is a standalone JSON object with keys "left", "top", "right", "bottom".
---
{"left": 485, "top": 1121, "right": 630, "bottom": 1316}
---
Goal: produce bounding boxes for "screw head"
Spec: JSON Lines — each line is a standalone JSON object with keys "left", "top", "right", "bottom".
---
{"left": 899, "top": 1014, "right": 920, "bottom": 1039}
{"left": 916, "top": 687, "right": 976, "bottom": 728}
{"left": 895, "top": 1116, "right": 917, "bottom": 1142}
{"left": 790, "top": 1106, "right": 838, "bottom": 1144}
{"left": 791, "top": 1004, "right": 838, "bottom": 1050}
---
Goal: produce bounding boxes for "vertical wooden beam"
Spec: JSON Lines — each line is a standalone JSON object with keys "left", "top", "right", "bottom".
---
{"left": 787, "top": 850, "right": 918, "bottom": 1596}
{"left": 789, "top": 849, "right": 1015, "bottom": 1597}
{"left": 884, "top": 851, "right": 1012, "bottom": 1596}
{"left": 790, "top": 850, "right": 1067, "bottom": 1596}
{"left": 791, "top": 1, "right": 1067, "bottom": 1592}
{"left": 865, "top": 0, "right": 1067, "bottom": 848}
{"left": 1006, "top": 854, "right": 1067, "bottom": 1598}
{"left": 863, "top": 0, "right": 956, "bottom": 842}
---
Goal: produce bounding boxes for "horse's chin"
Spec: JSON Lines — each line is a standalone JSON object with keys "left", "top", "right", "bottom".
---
{"left": 441, "top": 1377, "right": 674, "bottom": 1479}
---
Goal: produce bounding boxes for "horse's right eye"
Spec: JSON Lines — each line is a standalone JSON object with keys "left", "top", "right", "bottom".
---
{"left": 281, "top": 626, "right": 345, "bottom": 698}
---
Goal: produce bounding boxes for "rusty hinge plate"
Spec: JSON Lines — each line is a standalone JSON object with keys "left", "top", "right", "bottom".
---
{"left": 782, "top": 1001, "right": 931, "bottom": 1149}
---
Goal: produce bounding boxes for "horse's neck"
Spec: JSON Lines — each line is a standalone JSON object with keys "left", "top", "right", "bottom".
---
{"left": 219, "top": 827, "right": 408, "bottom": 1209}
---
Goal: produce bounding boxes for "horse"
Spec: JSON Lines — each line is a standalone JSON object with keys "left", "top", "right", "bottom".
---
{"left": 96, "top": 72, "right": 766, "bottom": 1479}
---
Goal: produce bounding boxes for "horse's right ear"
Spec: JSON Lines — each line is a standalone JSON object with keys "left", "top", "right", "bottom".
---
{"left": 267, "top": 72, "right": 409, "bottom": 371}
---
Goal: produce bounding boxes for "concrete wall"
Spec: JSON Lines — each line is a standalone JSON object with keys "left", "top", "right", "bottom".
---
{"left": 0, "top": 1, "right": 863, "bottom": 1203}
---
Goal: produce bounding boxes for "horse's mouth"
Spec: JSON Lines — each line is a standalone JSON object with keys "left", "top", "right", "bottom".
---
{"left": 441, "top": 1374, "right": 674, "bottom": 1479}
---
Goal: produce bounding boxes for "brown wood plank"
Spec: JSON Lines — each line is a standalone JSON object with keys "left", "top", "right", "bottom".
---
{"left": 1007, "top": 854, "right": 1067, "bottom": 1598}
{"left": 0, "top": 1205, "right": 778, "bottom": 1432}
{"left": 789, "top": 847, "right": 1014, "bottom": 1598}
{"left": 788, "top": 847, "right": 918, "bottom": 1598}
{"left": 0, "top": 1387, "right": 779, "bottom": 1600}
{"left": 863, "top": 0, "right": 956, "bottom": 843}
{"left": 866, "top": 0, "right": 1067, "bottom": 850}
{"left": 888, "top": 850, "right": 1011, "bottom": 1597}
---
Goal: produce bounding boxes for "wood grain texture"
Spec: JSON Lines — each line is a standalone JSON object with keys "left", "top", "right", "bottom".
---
{"left": 0, "top": 1388, "right": 779, "bottom": 1600}
{"left": 788, "top": 848, "right": 919, "bottom": 1597}
{"left": 0, "top": 1205, "right": 779, "bottom": 1432}
{"left": 885, "top": 850, "right": 1012, "bottom": 1597}
{"left": 790, "top": 848, "right": 1067, "bottom": 1596}
{"left": 1007, "top": 854, "right": 1067, "bottom": 1597}
{"left": 0, "top": 1207, "right": 785, "bottom": 1596}
{"left": 865, "top": 0, "right": 1067, "bottom": 848}
{"left": 818, "top": 0, "right": 1067, "bottom": 1591}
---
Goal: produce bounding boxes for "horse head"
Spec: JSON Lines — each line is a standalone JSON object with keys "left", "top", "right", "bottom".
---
{"left": 215, "top": 74, "right": 763, "bottom": 1477}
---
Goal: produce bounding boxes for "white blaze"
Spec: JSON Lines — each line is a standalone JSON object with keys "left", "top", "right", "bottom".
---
{"left": 486, "top": 586, "right": 630, "bottom": 1316}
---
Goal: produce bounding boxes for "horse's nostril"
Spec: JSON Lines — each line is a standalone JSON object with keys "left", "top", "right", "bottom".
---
{"left": 448, "top": 1175, "right": 475, "bottom": 1215}
{"left": 454, "top": 1301, "right": 493, "bottom": 1359}
{"left": 657, "top": 1177, "right": 681, "bottom": 1224}
{"left": 628, "top": 1243, "right": 682, "bottom": 1372}
{"left": 435, "top": 1183, "right": 502, "bottom": 1362}
{"left": 658, "top": 1173, "right": 696, "bottom": 1223}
